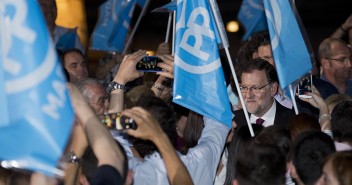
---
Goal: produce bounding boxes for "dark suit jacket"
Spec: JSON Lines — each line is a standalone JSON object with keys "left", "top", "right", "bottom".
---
{"left": 233, "top": 100, "right": 295, "bottom": 128}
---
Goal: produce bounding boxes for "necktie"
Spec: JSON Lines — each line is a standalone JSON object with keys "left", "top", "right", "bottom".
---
{"left": 256, "top": 118, "right": 265, "bottom": 126}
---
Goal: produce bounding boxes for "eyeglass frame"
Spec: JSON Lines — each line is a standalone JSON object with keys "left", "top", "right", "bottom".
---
{"left": 240, "top": 82, "right": 272, "bottom": 94}
{"left": 325, "top": 56, "right": 352, "bottom": 64}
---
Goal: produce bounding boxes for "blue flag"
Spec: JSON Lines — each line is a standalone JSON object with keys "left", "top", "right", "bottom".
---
{"left": 55, "top": 27, "right": 78, "bottom": 52}
{"left": 263, "top": 0, "right": 312, "bottom": 89}
{"left": 173, "top": 0, "right": 232, "bottom": 127}
{"left": 0, "top": 0, "right": 74, "bottom": 176}
{"left": 91, "top": 0, "right": 123, "bottom": 51}
{"left": 107, "top": 0, "right": 136, "bottom": 52}
{"left": 237, "top": 0, "right": 268, "bottom": 41}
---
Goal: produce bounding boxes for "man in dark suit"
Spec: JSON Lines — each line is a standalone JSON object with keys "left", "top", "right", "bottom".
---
{"left": 233, "top": 59, "right": 295, "bottom": 128}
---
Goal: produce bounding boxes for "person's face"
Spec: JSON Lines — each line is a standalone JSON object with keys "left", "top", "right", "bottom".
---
{"left": 240, "top": 70, "right": 277, "bottom": 117}
{"left": 258, "top": 44, "right": 275, "bottom": 67}
{"left": 323, "top": 42, "right": 352, "bottom": 81}
{"left": 87, "top": 84, "right": 110, "bottom": 115}
{"left": 64, "top": 51, "right": 88, "bottom": 83}
{"left": 316, "top": 160, "right": 339, "bottom": 185}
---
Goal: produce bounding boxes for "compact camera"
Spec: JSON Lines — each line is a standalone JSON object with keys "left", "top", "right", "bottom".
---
{"left": 136, "top": 56, "right": 163, "bottom": 72}
{"left": 100, "top": 113, "right": 137, "bottom": 130}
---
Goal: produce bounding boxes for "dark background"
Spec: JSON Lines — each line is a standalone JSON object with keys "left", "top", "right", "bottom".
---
{"left": 85, "top": 0, "right": 352, "bottom": 61}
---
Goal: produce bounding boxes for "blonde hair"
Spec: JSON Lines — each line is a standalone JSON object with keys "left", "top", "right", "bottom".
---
{"left": 325, "top": 94, "right": 352, "bottom": 113}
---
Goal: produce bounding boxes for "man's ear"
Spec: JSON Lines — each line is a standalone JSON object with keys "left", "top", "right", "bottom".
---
{"left": 320, "top": 58, "right": 329, "bottom": 69}
{"left": 271, "top": 82, "right": 279, "bottom": 96}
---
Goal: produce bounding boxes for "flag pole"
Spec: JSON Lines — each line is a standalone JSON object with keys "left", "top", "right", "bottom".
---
{"left": 289, "top": 84, "right": 299, "bottom": 115}
{"left": 123, "top": 0, "right": 151, "bottom": 55}
{"left": 164, "top": 1, "right": 174, "bottom": 43}
{"left": 208, "top": 0, "right": 254, "bottom": 137}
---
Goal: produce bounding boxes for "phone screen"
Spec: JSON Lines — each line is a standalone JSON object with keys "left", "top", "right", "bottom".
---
{"left": 298, "top": 75, "right": 312, "bottom": 98}
{"left": 136, "top": 56, "right": 163, "bottom": 72}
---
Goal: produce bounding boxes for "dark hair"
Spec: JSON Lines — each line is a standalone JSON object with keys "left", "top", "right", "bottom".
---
{"left": 248, "top": 31, "right": 271, "bottom": 48}
{"left": 239, "top": 58, "right": 279, "bottom": 84}
{"left": 131, "top": 97, "right": 177, "bottom": 158}
{"left": 288, "top": 113, "right": 321, "bottom": 140}
{"left": 181, "top": 111, "right": 204, "bottom": 154}
{"left": 61, "top": 48, "right": 85, "bottom": 66}
{"left": 124, "top": 85, "right": 155, "bottom": 109}
{"left": 255, "top": 125, "right": 292, "bottom": 161}
{"left": 331, "top": 101, "right": 352, "bottom": 143}
{"left": 291, "top": 130, "right": 336, "bottom": 185}
{"left": 235, "top": 142, "right": 286, "bottom": 185}
{"left": 224, "top": 124, "right": 264, "bottom": 185}
{"left": 81, "top": 141, "right": 128, "bottom": 183}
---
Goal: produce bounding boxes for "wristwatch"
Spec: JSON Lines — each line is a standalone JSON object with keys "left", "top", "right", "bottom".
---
{"left": 108, "top": 81, "right": 126, "bottom": 92}
{"left": 67, "top": 151, "right": 81, "bottom": 164}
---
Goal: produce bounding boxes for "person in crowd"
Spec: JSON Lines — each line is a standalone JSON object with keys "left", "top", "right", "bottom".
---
{"left": 288, "top": 113, "right": 321, "bottom": 140}
{"left": 233, "top": 58, "right": 295, "bottom": 127}
{"left": 289, "top": 131, "right": 336, "bottom": 185}
{"left": 316, "top": 151, "right": 352, "bottom": 185}
{"left": 325, "top": 94, "right": 352, "bottom": 114}
{"left": 233, "top": 142, "right": 286, "bottom": 185}
{"left": 125, "top": 96, "right": 229, "bottom": 185}
{"left": 223, "top": 125, "right": 263, "bottom": 185}
{"left": 318, "top": 38, "right": 352, "bottom": 96}
{"left": 76, "top": 78, "right": 110, "bottom": 115}
{"left": 61, "top": 49, "right": 89, "bottom": 83}
{"left": 330, "top": 101, "right": 352, "bottom": 151}
{"left": 255, "top": 125, "right": 294, "bottom": 185}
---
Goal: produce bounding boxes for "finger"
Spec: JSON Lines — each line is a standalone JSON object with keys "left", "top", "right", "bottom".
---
{"left": 157, "top": 62, "right": 173, "bottom": 72}
{"left": 156, "top": 72, "right": 174, "bottom": 79}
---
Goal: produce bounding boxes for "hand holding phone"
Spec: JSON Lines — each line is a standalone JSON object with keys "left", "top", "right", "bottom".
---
{"left": 136, "top": 56, "right": 163, "bottom": 72}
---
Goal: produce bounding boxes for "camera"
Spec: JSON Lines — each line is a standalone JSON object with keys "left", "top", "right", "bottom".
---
{"left": 100, "top": 113, "right": 137, "bottom": 130}
{"left": 136, "top": 56, "right": 163, "bottom": 72}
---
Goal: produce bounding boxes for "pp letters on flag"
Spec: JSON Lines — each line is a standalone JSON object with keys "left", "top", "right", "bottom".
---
{"left": 0, "top": 0, "right": 74, "bottom": 176}
{"left": 173, "top": 0, "right": 232, "bottom": 127}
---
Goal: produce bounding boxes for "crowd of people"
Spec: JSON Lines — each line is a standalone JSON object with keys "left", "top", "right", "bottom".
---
{"left": 1, "top": 1, "right": 352, "bottom": 185}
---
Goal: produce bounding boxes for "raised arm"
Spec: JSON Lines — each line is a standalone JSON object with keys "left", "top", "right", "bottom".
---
{"left": 123, "top": 107, "right": 193, "bottom": 185}
{"left": 108, "top": 50, "right": 147, "bottom": 113}
{"left": 68, "top": 83, "right": 126, "bottom": 176}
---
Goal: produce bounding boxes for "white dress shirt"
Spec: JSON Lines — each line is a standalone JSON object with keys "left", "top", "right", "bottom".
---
{"left": 250, "top": 100, "right": 277, "bottom": 127}
{"left": 129, "top": 117, "right": 230, "bottom": 185}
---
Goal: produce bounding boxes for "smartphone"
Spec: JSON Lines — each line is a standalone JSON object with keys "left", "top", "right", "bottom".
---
{"left": 298, "top": 75, "right": 313, "bottom": 98}
{"left": 100, "top": 113, "right": 137, "bottom": 130}
{"left": 136, "top": 56, "right": 163, "bottom": 72}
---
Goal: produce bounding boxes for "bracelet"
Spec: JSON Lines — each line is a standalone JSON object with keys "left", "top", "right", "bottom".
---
{"left": 108, "top": 81, "right": 126, "bottom": 92}
{"left": 319, "top": 114, "right": 331, "bottom": 123}
{"left": 340, "top": 26, "right": 347, "bottom": 32}
{"left": 153, "top": 83, "right": 164, "bottom": 91}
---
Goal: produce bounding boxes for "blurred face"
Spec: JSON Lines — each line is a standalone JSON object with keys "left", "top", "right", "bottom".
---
{"left": 87, "top": 84, "right": 110, "bottom": 115}
{"left": 258, "top": 44, "right": 275, "bottom": 67}
{"left": 316, "top": 160, "right": 339, "bottom": 185}
{"left": 64, "top": 51, "right": 88, "bottom": 83}
{"left": 240, "top": 70, "right": 277, "bottom": 117}
{"left": 323, "top": 42, "right": 352, "bottom": 82}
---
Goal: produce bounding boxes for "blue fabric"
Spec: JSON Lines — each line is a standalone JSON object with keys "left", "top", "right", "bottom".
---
{"left": 237, "top": 0, "right": 268, "bottom": 41}
{"left": 91, "top": 0, "right": 135, "bottom": 52}
{"left": 0, "top": 0, "right": 74, "bottom": 176}
{"left": 173, "top": 0, "right": 232, "bottom": 127}
{"left": 55, "top": 27, "right": 78, "bottom": 52}
{"left": 263, "top": 0, "right": 312, "bottom": 89}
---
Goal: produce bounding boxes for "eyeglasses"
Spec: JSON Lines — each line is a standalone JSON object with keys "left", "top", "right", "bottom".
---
{"left": 325, "top": 57, "right": 352, "bottom": 64}
{"left": 240, "top": 82, "right": 271, "bottom": 93}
